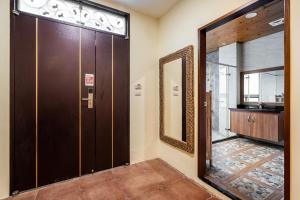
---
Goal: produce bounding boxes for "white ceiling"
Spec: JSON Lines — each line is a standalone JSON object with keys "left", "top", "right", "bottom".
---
{"left": 107, "top": 0, "right": 181, "bottom": 18}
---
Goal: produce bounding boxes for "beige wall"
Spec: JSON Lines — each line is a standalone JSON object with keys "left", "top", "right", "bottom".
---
{"left": 0, "top": 0, "right": 10, "bottom": 198}
{"left": 157, "top": 0, "right": 300, "bottom": 199}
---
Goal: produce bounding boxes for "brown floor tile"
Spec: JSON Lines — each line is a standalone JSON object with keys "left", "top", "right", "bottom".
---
{"left": 7, "top": 191, "right": 37, "bottom": 200}
{"left": 135, "top": 178, "right": 213, "bottom": 200}
{"left": 166, "top": 178, "right": 212, "bottom": 200}
{"left": 113, "top": 166, "right": 167, "bottom": 198}
{"left": 81, "top": 181, "right": 129, "bottom": 200}
{"left": 146, "top": 159, "right": 185, "bottom": 182}
{"left": 36, "top": 179, "right": 83, "bottom": 200}
{"left": 78, "top": 170, "right": 115, "bottom": 190}
{"left": 9, "top": 159, "right": 219, "bottom": 200}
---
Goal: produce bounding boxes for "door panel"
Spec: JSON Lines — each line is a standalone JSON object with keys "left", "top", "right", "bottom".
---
{"left": 13, "top": 15, "right": 36, "bottom": 192}
{"left": 251, "top": 113, "right": 279, "bottom": 142}
{"left": 81, "top": 29, "right": 96, "bottom": 175}
{"left": 113, "top": 36, "right": 130, "bottom": 167}
{"left": 95, "top": 32, "right": 113, "bottom": 171}
{"left": 38, "top": 19, "right": 80, "bottom": 186}
{"left": 230, "top": 111, "right": 251, "bottom": 136}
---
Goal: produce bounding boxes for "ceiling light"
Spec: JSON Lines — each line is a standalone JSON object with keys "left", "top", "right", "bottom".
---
{"left": 269, "top": 18, "right": 285, "bottom": 27}
{"left": 245, "top": 12, "right": 257, "bottom": 19}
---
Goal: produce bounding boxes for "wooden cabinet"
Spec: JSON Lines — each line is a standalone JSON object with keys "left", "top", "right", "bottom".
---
{"left": 230, "top": 111, "right": 251, "bottom": 136}
{"left": 230, "top": 110, "right": 284, "bottom": 142}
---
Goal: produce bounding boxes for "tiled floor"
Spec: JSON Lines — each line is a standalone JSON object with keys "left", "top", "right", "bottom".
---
{"left": 212, "top": 130, "right": 236, "bottom": 142}
{"left": 205, "top": 138, "right": 284, "bottom": 200}
{"left": 9, "top": 159, "right": 220, "bottom": 200}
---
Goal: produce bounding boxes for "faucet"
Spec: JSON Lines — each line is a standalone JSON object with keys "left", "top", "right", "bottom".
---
{"left": 258, "top": 102, "right": 264, "bottom": 109}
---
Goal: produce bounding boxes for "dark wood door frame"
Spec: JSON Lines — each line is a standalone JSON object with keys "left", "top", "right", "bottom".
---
{"left": 197, "top": 0, "right": 290, "bottom": 199}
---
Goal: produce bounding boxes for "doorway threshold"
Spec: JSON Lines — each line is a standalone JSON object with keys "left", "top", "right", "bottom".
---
{"left": 212, "top": 135, "right": 238, "bottom": 144}
{"left": 201, "top": 177, "right": 241, "bottom": 200}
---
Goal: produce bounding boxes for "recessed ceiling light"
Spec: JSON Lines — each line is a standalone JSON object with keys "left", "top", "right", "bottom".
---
{"left": 245, "top": 12, "right": 257, "bottom": 19}
{"left": 269, "top": 18, "right": 285, "bottom": 27}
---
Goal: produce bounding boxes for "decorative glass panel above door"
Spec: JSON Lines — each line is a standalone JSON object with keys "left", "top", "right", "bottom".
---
{"left": 81, "top": 5, "right": 126, "bottom": 35}
{"left": 17, "top": 0, "right": 127, "bottom": 36}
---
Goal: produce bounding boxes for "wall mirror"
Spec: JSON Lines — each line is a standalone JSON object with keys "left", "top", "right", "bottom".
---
{"left": 241, "top": 67, "right": 284, "bottom": 104}
{"left": 159, "top": 45, "right": 194, "bottom": 153}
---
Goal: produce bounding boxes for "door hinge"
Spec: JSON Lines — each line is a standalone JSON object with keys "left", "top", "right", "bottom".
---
{"left": 12, "top": 10, "right": 20, "bottom": 16}
{"left": 12, "top": 190, "right": 19, "bottom": 196}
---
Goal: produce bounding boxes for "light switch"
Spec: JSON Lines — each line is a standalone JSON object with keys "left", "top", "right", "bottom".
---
{"left": 134, "top": 83, "right": 143, "bottom": 96}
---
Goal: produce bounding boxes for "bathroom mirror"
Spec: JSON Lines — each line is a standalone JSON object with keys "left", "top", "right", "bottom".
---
{"left": 241, "top": 67, "right": 284, "bottom": 104}
{"left": 159, "top": 45, "right": 194, "bottom": 153}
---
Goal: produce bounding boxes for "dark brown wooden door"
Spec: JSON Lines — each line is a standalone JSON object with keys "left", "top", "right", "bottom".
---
{"left": 12, "top": 14, "right": 36, "bottom": 193}
{"left": 12, "top": 15, "right": 130, "bottom": 193}
{"left": 81, "top": 28, "right": 96, "bottom": 175}
{"left": 95, "top": 32, "right": 113, "bottom": 171}
{"left": 113, "top": 36, "right": 130, "bottom": 167}
{"left": 38, "top": 19, "right": 80, "bottom": 186}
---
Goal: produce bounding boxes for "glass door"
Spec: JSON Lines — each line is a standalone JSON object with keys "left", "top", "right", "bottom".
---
{"left": 207, "top": 63, "right": 237, "bottom": 142}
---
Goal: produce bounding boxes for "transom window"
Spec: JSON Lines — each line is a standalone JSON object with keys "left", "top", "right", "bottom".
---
{"left": 17, "top": 0, "right": 127, "bottom": 36}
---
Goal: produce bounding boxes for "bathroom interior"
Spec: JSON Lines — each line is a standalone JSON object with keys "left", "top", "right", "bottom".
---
{"left": 204, "top": 0, "right": 285, "bottom": 199}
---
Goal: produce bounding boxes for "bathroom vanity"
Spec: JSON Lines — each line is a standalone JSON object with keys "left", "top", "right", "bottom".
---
{"left": 230, "top": 107, "right": 284, "bottom": 143}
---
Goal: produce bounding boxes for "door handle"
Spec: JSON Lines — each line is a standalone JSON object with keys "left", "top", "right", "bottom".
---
{"left": 82, "top": 88, "right": 94, "bottom": 109}
{"left": 247, "top": 115, "right": 251, "bottom": 122}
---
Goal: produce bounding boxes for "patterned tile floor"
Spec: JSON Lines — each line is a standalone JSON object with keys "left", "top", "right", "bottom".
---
{"left": 205, "top": 138, "right": 284, "bottom": 200}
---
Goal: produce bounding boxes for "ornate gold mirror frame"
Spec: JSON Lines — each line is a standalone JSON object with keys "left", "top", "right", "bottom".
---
{"left": 159, "top": 45, "right": 194, "bottom": 153}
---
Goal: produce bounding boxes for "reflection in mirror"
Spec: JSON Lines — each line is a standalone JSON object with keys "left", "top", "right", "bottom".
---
{"left": 163, "top": 58, "right": 184, "bottom": 142}
{"left": 244, "top": 73, "right": 259, "bottom": 102}
{"left": 260, "top": 70, "right": 284, "bottom": 103}
{"left": 243, "top": 68, "right": 284, "bottom": 103}
{"left": 159, "top": 45, "right": 194, "bottom": 153}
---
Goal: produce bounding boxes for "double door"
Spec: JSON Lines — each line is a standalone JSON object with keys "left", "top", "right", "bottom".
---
{"left": 11, "top": 14, "right": 129, "bottom": 194}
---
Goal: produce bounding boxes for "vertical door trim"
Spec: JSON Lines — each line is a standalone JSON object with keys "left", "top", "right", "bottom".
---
{"left": 35, "top": 18, "right": 39, "bottom": 188}
{"left": 111, "top": 35, "right": 114, "bottom": 168}
{"left": 79, "top": 28, "right": 82, "bottom": 176}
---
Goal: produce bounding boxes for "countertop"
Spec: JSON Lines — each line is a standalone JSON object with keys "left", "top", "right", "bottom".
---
{"left": 229, "top": 107, "right": 283, "bottom": 113}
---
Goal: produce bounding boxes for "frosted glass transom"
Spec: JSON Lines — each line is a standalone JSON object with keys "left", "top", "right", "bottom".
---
{"left": 18, "top": 0, "right": 127, "bottom": 35}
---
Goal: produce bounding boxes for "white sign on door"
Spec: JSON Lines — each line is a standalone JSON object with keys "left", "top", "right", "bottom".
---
{"left": 85, "top": 74, "right": 94, "bottom": 86}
